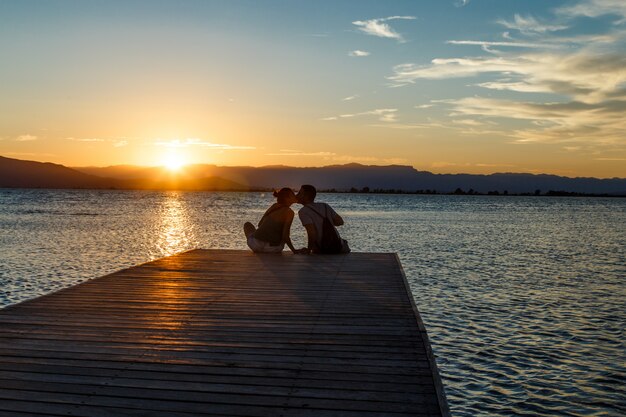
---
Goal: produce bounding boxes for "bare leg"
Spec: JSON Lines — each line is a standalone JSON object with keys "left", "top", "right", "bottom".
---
{"left": 243, "top": 222, "right": 256, "bottom": 238}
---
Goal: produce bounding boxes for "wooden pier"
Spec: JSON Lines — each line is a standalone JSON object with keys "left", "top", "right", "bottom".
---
{"left": 0, "top": 249, "right": 449, "bottom": 416}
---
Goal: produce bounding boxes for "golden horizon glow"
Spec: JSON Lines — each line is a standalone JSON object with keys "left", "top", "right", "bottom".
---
{"left": 1, "top": 1, "right": 625, "bottom": 179}
{"left": 162, "top": 153, "right": 187, "bottom": 172}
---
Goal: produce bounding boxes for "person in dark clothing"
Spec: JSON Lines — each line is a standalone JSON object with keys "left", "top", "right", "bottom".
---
{"left": 244, "top": 188, "right": 305, "bottom": 254}
{"left": 296, "top": 184, "right": 350, "bottom": 254}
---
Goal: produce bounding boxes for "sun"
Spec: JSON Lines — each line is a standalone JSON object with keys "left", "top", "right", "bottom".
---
{"left": 163, "top": 153, "right": 186, "bottom": 171}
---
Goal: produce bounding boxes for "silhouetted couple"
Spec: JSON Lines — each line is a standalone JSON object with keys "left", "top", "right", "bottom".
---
{"left": 244, "top": 185, "right": 350, "bottom": 255}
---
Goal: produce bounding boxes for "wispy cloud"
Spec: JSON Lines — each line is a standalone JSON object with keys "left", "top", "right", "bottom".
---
{"left": 348, "top": 50, "right": 370, "bottom": 57}
{"left": 369, "top": 122, "right": 443, "bottom": 130}
{"left": 446, "top": 40, "right": 559, "bottom": 49}
{"left": 342, "top": 95, "right": 359, "bottom": 101}
{"left": 265, "top": 149, "right": 407, "bottom": 165}
{"left": 67, "top": 137, "right": 132, "bottom": 148}
{"left": 455, "top": 0, "right": 470, "bottom": 7}
{"left": 452, "top": 119, "right": 485, "bottom": 126}
{"left": 15, "top": 134, "right": 37, "bottom": 141}
{"left": 331, "top": 108, "right": 398, "bottom": 122}
{"left": 4, "top": 151, "right": 56, "bottom": 157}
{"left": 388, "top": 52, "right": 626, "bottom": 103}
{"left": 385, "top": 1, "right": 626, "bottom": 150}
{"left": 352, "top": 16, "right": 416, "bottom": 42}
{"left": 556, "top": 0, "right": 626, "bottom": 23}
{"left": 265, "top": 150, "right": 336, "bottom": 157}
{"left": 445, "top": 96, "right": 626, "bottom": 145}
{"left": 67, "top": 137, "right": 105, "bottom": 142}
{"left": 154, "top": 138, "right": 255, "bottom": 150}
{"left": 497, "top": 14, "right": 568, "bottom": 35}
{"left": 329, "top": 155, "right": 408, "bottom": 164}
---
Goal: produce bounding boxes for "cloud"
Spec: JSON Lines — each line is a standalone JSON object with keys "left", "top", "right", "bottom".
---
{"left": 265, "top": 150, "right": 406, "bottom": 164}
{"left": 15, "top": 134, "right": 37, "bottom": 141}
{"left": 369, "top": 122, "right": 442, "bottom": 130}
{"left": 455, "top": 0, "right": 470, "bottom": 7}
{"left": 4, "top": 152, "right": 56, "bottom": 157}
{"left": 154, "top": 138, "right": 255, "bottom": 150}
{"left": 335, "top": 108, "right": 398, "bottom": 122}
{"left": 446, "top": 40, "right": 559, "bottom": 49}
{"left": 67, "top": 137, "right": 131, "bottom": 147}
{"left": 497, "top": 14, "right": 568, "bottom": 34}
{"left": 265, "top": 151, "right": 336, "bottom": 157}
{"left": 329, "top": 155, "right": 408, "bottom": 164}
{"left": 342, "top": 95, "right": 359, "bottom": 101}
{"left": 473, "top": 80, "right": 553, "bottom": 93}
{"left": 445, "top": 96, "right": 626, "bottom": 145}
{"left": 556, "top": 0, "right": 626, "bottom": 22}
{"left": 452, "top": 119, "right": 485, "bottom": 126}
{"left": 379, "top": 0, "right": 626, "bottom": 151}
{"left": 352, "top": 16, "right": 416, "bottom": 42}
{"left": 67, "top": 137, "right": 105, "bottom": 142}
{"left": 348, "top": 50, "right": 370, "bottom": 57}
{"left": 388, "top": 52, "right": 626, "bottom": 103}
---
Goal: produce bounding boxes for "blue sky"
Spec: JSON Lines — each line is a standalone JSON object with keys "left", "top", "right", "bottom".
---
{"left": 1, "top": 0, "right": 625, "bottom": 177}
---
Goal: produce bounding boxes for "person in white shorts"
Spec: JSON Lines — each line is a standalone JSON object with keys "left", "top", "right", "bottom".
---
{"left": 244, "top": 188, "right": 307, "bottom": 254}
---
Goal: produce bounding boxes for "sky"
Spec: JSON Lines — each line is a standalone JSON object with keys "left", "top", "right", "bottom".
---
{"left": 1, "top": 0, "right": 625, "bottom": 178}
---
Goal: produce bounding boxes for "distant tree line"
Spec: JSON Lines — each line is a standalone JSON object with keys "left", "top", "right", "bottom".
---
{"left": 316, "top": 187, "right": 624, "bottom": 197}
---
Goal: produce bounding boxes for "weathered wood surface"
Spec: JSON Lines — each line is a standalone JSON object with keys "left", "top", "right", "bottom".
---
{"left": 0, "top": 249, "right": 449, "bottom": 416}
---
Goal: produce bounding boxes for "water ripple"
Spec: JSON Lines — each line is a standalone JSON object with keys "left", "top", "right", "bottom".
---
{"left": 1, "top": 190, "right": 625, "bottom": 416}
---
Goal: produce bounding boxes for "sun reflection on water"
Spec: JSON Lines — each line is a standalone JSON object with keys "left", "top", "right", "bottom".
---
{"left": 154, "top": 191, "right": 196, "bottom": 258}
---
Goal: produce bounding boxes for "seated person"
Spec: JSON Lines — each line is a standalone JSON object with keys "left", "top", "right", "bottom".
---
{"left": 296, "top": 184, "right": 350, "bottom": 254}
{"left": 244, "top": 188, "right": 304, "bottom": 254}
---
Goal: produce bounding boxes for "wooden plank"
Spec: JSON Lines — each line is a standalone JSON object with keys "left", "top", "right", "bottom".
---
{"left": 0, "top": 363, "right": 435, "bottom": 392}
{"left": 0, "top": 388, "right": 442, "bottom": 415}
{"left": 0, "top": 249, "right": 449, "bottom": 416}
{"left": 0, "top": 373, "right": 436, "bottom": 404}
{"left": 0, "top": 357, "right": 433, "bottom": 384}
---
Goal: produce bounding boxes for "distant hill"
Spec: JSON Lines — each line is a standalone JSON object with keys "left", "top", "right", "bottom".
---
{"left": 0, "top": 156, "right": 114, "bottom": 189}
{"left": 0, "top": 156, "right": 249, "bottom": 191}
{"left": 2, "top": 156, "right": 625, "bottom": 194}
{"left": 77, "top": 162, "right": 626, "bottom": 195}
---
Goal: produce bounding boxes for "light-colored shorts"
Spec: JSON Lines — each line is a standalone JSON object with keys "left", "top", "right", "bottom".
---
{"left": 247, "top": 235, "right": 284, "bottom": 253}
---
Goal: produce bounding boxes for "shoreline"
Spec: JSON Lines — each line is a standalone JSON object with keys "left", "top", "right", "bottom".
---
{"left": 1, "top": 186, "right": 625, "bottom": 198}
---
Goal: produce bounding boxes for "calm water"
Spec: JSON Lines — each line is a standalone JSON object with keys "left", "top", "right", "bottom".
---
{"left": 1, "top": 189, "right": 624, "bottom": 416}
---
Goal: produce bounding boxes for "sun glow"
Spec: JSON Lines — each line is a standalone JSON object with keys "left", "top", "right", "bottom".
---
{"left": 163, "top": 153, "right": 186, "bottom": 171}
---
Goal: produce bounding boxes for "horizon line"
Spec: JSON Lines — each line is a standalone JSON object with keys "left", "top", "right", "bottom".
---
{"left": 2, "top": 154, "right": 625, "bottom": 181}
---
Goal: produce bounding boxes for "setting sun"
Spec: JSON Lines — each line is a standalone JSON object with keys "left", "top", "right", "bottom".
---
{"left": 163, "top": 153, "right": 186, "bottom": 171}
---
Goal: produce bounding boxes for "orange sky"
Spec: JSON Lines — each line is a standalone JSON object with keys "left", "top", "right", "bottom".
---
{"left": 1, "top": 1, "right": 625, "bottom": 178}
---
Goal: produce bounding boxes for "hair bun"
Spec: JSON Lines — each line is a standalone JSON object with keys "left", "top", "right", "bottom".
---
{"left": 272, "top": 190, "right": 279, "bottom": 197}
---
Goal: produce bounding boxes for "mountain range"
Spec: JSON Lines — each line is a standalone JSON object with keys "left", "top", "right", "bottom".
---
{"left": 2, "top": 155, "right": 625, "bottom": 195}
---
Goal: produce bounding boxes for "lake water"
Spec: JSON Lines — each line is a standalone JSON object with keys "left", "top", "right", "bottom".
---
{"left": 1, "top": 189, "right": 624, "bottom": 416}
